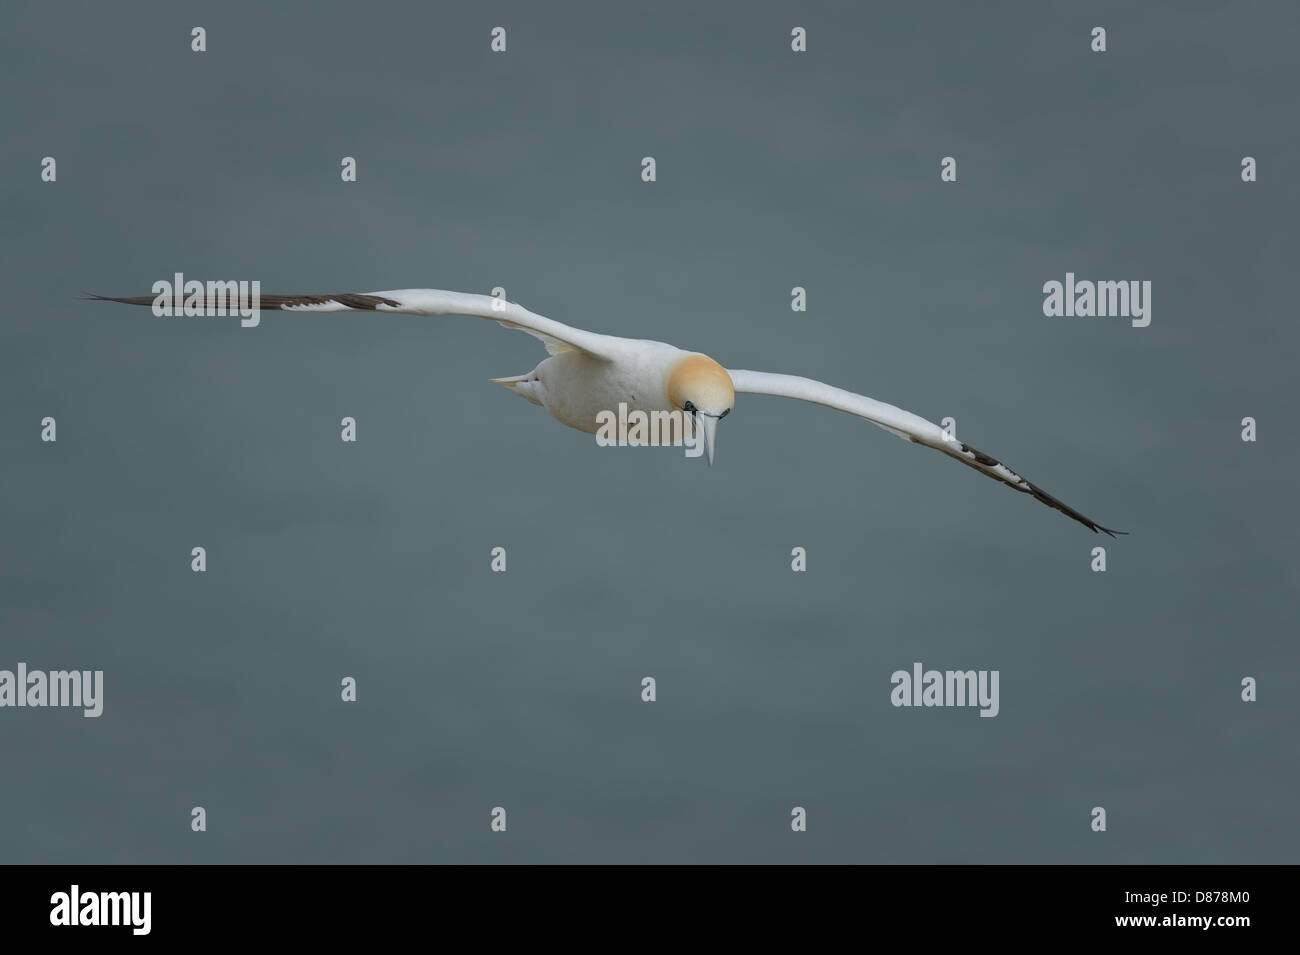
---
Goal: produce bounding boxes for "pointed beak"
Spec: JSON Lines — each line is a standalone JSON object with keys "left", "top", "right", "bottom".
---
{"left": 698, "top": 413, "right": 718, "bottom": 467}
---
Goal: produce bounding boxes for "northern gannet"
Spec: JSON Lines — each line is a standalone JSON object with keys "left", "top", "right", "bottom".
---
{"left": 88, "top": 287, "right": 1126, "bottom": 536}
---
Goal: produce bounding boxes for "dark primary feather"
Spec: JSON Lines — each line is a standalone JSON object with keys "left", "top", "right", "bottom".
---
{"left": 85, "top": 291, "right": 402, "bottom": 310}
{"left": 943, "top": 440, "right": 1127, "bottom": 537}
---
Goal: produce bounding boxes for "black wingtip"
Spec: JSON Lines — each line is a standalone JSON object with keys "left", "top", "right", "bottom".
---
{"left": 83, "top": 293, "right": 157, "bottom": 307}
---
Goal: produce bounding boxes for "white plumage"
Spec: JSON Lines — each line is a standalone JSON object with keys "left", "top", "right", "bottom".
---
{"left": 90, "top": 287, "right": 1125, "bottom": 536}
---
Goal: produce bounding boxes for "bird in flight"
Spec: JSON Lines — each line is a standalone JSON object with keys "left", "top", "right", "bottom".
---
{"left": 88, "top": 287, "right": 1126, "bottom": 536}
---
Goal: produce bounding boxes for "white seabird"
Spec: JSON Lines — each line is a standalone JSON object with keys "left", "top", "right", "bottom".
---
{"left": 88, "top": 287, "right": 1126, "bottom": 536}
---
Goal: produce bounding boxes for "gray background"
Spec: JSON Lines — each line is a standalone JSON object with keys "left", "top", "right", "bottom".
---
{"left": 2, "top": 0, "right": 1296, "bottom": 863}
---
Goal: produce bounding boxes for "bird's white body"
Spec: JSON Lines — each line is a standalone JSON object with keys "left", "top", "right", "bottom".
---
{"left": 506, "top": 340, "right": 688, "bottom": 434}
{"left": 89, "top": 286, "right": 1124, "bottom": 535}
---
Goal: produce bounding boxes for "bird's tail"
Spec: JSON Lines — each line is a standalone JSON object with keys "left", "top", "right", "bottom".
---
{"left": 490, "top": 373, "right": 544, "bottom": 406}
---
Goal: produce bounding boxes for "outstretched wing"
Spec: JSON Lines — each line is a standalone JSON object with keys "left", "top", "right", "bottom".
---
{"left": 87, "top": 288, "right": 617, "bottom": 359}
{"left": 728, "top": 369, "right": 1126, "bottom": 536}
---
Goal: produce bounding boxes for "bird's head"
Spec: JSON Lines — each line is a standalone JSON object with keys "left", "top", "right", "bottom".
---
{"left": 666, "top": 353, "right": 735, "bottom": 466}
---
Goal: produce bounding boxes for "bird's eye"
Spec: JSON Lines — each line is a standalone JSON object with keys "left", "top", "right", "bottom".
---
{"left": 683, "top": 401, "right": 697, "bottom": 414}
